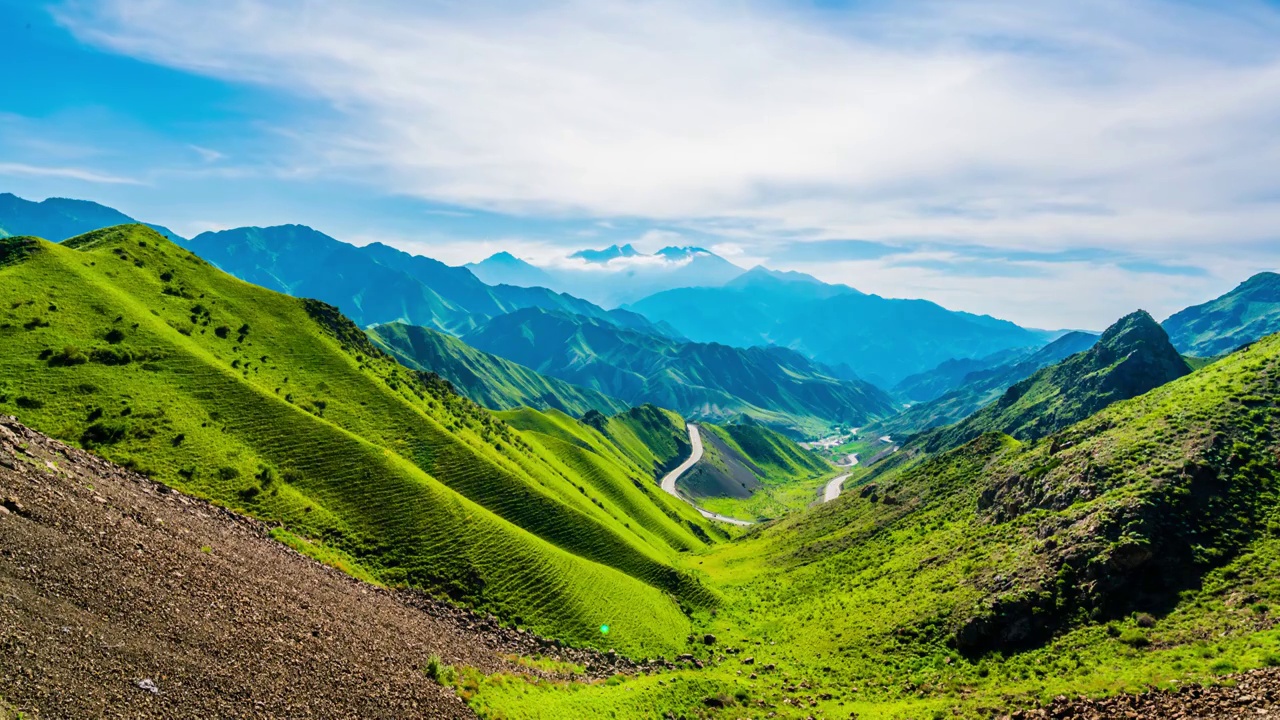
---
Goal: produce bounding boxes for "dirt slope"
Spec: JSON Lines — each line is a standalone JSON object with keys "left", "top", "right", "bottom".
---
{"left": 0, "top": 414, "right": 501, "bottom": 719}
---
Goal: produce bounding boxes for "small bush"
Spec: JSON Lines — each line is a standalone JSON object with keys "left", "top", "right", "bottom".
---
{"left": 90, "top": 347, "right": 134, "bottom": 365}
{"left": 81, "top": 422, "right": 129, "bottom": 446}
{"left": 217, "top": 467, "right": 241, "bottom": 481}
{"left": 1251, "top": 603, "right": 1270, "bottom": 615}
{"left": 104, "top": 328, "right": 126, "bottom": 344}
{"left": 1119, "top": 629, "right": 1150, "bottom": 648}
{"left": 15, "top": 396, "right": 44, "bottom": 410}
{"left": 49, "top": 346, "right": 89, "bottom": 366}
{"left": 214, "top": 325, "right": 230, "bottom": 339}
{"left": 1135, "top": 612, "right": 1156, "bottom": 628}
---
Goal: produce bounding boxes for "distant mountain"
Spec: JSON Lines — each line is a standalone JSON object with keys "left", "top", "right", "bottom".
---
{"left": 367, "top": 321, "right": 627, "bottom": 416}
{"left": 628, "top": 268, "right": 1045, "bottom": 387}
{"left": 914, "top": 311, "right": 1190, "bottom": 454}
{"left": 467, "top": 244, "right": 744, "bottom": 307}
{"left": 0, "top": 192, "right": 183, "bottom": 243}
{"left": 464, "top": 251, "right": 555, "bottom": 288}
{"left": 569, "top": 243, "right": 642, "bottom": 263}
{"left": 1163, "top": 272, "right": 1280, "bottom": 356}
{"left": 187, "top": 224, "right": 676, "bottom": 337}
{"left": 892, "top": 347, "right": 1035, "bottom": 404}
{"left": 460, "top": 307, "right": 897, "bottom": 437}
{"left": 874, "top": 331, "right": 1101, "bottom": 440}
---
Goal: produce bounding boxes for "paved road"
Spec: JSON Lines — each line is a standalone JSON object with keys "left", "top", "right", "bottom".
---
{"left": 822, "top": 453, "right": 859, "bottom": 502}
{"left": 659, "top": 424, "right": 754, "bottom": 526}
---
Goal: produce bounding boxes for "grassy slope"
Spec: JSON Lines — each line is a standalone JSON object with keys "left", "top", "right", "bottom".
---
{"left": 471, "top": 331, "right": 1280, "bottom": 718}
{"left": 1164, "top": 272, "right": 1280, "bottom": 357}
{"left": 0, "top": 227, "right": 709, "bottom": 656}
{"left": 367, "top": 321, "right": 627, "bottom": 416}
{"left": 496, "top": 407, "right": 726, "bottom": 550}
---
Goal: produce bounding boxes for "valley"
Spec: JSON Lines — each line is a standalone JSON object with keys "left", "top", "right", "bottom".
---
{"left": 0, "top": 210, "right": 1278, "bottom": 719}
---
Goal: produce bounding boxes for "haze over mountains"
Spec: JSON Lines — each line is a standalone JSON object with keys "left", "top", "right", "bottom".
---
{"left": 467, "top": 242, "right": 744, "bottom": 307}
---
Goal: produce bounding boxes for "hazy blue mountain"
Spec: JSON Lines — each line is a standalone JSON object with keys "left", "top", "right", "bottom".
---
{"left": 1163, "top": 272, "right": 1280, "bottom": 356}
{"left": 461, "top": 307, "right": 897, "bottom": 437}
{"left": 187, "top": 224, "right": 678, "bottom": 336}
{"left": 465, "top": 251, "right": 556, "bottom": 288}
{"left": 0, "top": 192, "right": 184, "bottom": 243}
{"left": 628, "top": 268, "right": 1045, "bottom": 386}
{"left": 467, "top": 244, "right": 744, "bottom": 307}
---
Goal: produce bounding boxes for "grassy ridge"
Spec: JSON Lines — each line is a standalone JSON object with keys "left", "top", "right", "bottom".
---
{"left": 0, "top": 227, "right": 707, "bottom": 655}
{"left": 690, "top": 422, "right": 835, "bottom": 521}
{"left": 367, "top": 321, "right": 626, "bottom": 416}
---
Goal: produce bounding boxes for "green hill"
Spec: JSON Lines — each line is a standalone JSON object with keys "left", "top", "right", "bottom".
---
{"left": 914, "top": 311, "right": 1191, "bottom": 454}
{"left": 367, "top": 321, "right": 626, "bottom": 416}
{"left": 0, "top": 225, "right": 714, "bottom": 656}
{"left": 460, "top": 307, "right": 897, "bottom": 437}
{"left": 1164, "top": 272, "right": 1280, "bottom": 356}
{"left": 186, "top": 224, "right": 675, "bottom": 337}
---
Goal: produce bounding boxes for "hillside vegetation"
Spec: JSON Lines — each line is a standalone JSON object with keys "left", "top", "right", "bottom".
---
{"left": 462, "top": 307, "right": 896, "bottom": 437}
{"left": 0, "top": 226, "right": 716, "bottom": 656}
{"left": 367, "top": 321, "right": 626, "bottom": 416}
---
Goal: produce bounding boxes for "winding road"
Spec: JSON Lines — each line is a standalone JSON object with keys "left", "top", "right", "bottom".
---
{"left": 659, "top": 424, "right": 754, "bottom": 527}
{"left": 821, "top": 453, "right": 859, "bottom": 502}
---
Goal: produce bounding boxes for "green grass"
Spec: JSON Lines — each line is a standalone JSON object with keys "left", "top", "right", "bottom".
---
{"left": 367, "top": 321, "right": 627, "bottom": 416}
{"left": 471, "top": 328, "right": 1280, "bottom": 717}
{"left": 0, "top": 226, "right": 715, "bottom": 656}
{"left": 690, "top": 422, "right": 836, "bottom": 521}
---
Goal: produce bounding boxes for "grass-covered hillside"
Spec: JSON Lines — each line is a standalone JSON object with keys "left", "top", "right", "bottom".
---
{"left": 1164, "top": 271, "right": 1280, "bottom": 357}
{"left": 913, "top": 311, "right": 1191, "bottom": 454}
{"left": 367, "top": 321, "right": 626, "bottom": 416}
{"left": 462, "top": 306, "right": 897, "bottom": 437}
{"left": 470, "top": 324, "right": 1280, "bottom": 719}
{"left": 0, "top": 225, "right": 716, "bottom": 656}
{"left": 683, "top": 420, "right": 835, "bottom": 521}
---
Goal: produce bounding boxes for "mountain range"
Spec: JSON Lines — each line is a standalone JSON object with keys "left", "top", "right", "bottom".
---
{"left": 460, "top": 306, "right": 897, "bottom": 436}
{"left": 626, "top": 266, "right": 1049, "bottom": 386}
{"left": 0, "top": 192, "right": 183, "bottom": 243}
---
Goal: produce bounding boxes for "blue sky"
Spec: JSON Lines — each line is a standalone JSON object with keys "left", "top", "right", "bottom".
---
{"left": 3, "top": 0, "right": 1280, "bottom": 329}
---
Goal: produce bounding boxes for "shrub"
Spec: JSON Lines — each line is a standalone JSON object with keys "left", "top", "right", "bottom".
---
{"left": 217, "top": 467, "right": 241, "bottom": 481}
{"left": 1251, "top": 603, "right": 1270, "bottom": 615}
{"left": 214, "top": 325, "right": 230, "bottom": 339}
{"left": 1119, "top": 629, "right": 1150, "bottom": 648}
{"left": 104, "top": 328, "right": 125, "bottom": 344}
{"left": 1135, "top": 612, "right": 1156, "bottom": 628}
{"left": 14, "top": 396, "right": 43, "bottom": 410}
{"left": 81, "top": 422, "right": 129, "bottom": 446}
{"left": 49, "top": 346, "right": 89, "bottom": 366}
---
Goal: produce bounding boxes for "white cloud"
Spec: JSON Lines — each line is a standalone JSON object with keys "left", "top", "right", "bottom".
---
{"left": 0, "top": 161, "right": 142, "bottom": 185}
{"left": 48, "top": 0, "right": 1280, "bottom": 326}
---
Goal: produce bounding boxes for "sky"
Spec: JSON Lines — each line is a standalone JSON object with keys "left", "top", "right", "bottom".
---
{"left": 3, "top": 0, "right": 1280, "bottom": 329}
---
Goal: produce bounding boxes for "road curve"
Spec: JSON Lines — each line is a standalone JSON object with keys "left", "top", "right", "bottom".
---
{"left": 822, "top": 454, "right": 859, "bottom": 502}
{"left": 659, "top": 424, "right": 754, "bottom": 527}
